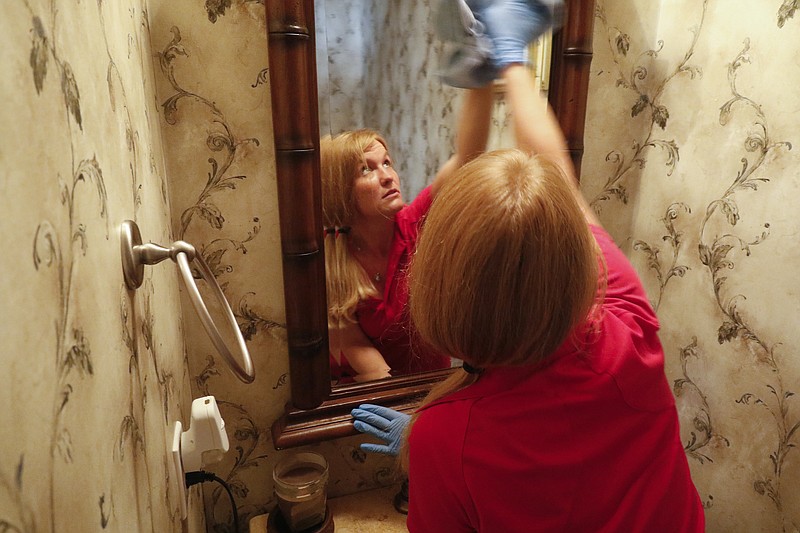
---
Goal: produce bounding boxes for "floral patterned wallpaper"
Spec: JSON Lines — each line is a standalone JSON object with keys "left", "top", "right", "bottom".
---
{"left": 1, "top": 0, "right": 203, "bottom": 531}
{"left": 159, "top": 0, "right": 800, "bottom": 530}
{"left": 7, "top": 0, "right": 796, "bottom": 531}
{"left": 582, "top": 1, "right": 800, "bottom": 531}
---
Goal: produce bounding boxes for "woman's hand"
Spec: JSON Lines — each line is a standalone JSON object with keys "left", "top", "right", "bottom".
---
{"left": 351, "top": 404, "right": 411, "bottom": 456}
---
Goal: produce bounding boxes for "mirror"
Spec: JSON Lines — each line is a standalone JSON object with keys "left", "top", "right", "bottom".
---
{"left": 265, "top": 0, "right": 596, "bottom": 448}
{"left": 314, "top": 1, "right": 556, "bottom": 239}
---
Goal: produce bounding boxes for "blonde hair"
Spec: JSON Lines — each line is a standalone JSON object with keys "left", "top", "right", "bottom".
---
{"left": 320, "top": 129, "right": 388, "bottom": 328}
{"left": 399, "top": 150, "right": 600, "bottom": 471}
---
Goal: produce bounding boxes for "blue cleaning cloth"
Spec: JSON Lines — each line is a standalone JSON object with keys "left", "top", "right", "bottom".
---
{"left": 435, "top": 0, "right": 497, "bottom": 88}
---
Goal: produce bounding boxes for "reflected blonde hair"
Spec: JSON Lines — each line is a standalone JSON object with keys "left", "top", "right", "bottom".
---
{"left": 399, "top": 149, "right": 601, "bottom": 471}
{"left": 321, "top": 129, "right": 388, "bottom": 328}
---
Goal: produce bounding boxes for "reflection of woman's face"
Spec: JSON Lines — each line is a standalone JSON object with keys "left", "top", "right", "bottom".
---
{"left": 352, "top": 141, "right": 404, "bottom": 219}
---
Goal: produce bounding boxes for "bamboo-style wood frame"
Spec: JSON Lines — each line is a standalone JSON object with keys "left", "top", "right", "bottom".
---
{"left": 265, "top": 0, "right": 596, "bottom": 449}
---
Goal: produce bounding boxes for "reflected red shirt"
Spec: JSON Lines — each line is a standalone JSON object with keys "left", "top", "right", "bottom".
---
{"left": 357, "top": 186, "right": 450, "bottom": 376}
{"left": 407, "top": 225, "right": 705, "bottom": 532}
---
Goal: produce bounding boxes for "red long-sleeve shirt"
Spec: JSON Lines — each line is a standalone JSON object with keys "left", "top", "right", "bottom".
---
{"left": 407, "top": 225, "right": 704, "bottom": 533}
{"left": 356, "top": 186, "right": 450, "bottom": 376}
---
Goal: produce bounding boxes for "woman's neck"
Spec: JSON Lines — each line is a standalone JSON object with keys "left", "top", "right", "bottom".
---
{"left": 350, "top": 216, "right": 394, "bottom": 258}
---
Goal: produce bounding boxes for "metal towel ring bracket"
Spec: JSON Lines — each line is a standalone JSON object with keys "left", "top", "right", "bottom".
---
{"left": 119, "top": 220, "right": 255, "bottom": 384}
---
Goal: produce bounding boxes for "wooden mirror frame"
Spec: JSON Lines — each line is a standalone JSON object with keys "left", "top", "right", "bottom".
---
{"left": 265, "top": 0, "right": 596, "bottom": 449}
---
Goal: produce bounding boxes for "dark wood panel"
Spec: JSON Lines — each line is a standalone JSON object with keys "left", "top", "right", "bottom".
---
{"left": 548, "top": 0, "right": 596, "bottom": 178}
{"left": 272, "top": 370, "right": 451, "bottom": 449}
{"left": 266, "top": 0, "right": 330, "bottom": 410}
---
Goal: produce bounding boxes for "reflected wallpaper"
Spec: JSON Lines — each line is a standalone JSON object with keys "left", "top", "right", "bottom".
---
{"left": 317, "top": 0, "right": 516, "bottom": 201}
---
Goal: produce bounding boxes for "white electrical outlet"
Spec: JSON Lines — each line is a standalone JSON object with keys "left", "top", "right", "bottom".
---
{"left": 169, "top": 421, "right": 187, "bottom": 519}
{"left": 180, "top": 396, "right": 229, "bottom": 472}
{"left": 169, "top": 396, "right": 229, "bottom": 521}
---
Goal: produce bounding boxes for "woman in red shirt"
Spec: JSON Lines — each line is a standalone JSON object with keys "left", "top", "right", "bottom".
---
{"left": 321, "top": 89, "right": 495, "bottom": 382}
{"left": 400, "top": 67, "right": 706, "bottom": 530}
{"left": 351, "top": 1, "right": 705, "bottom": 530}
{"left": 322, "top": 0, "right": 563, "bottom": 384}
{"left": 354, "top": 66, "right": 705, "bottom": 533}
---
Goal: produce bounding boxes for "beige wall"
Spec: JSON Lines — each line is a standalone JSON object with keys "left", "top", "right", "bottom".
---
{"left": 583, "top": 1, "right": 800, "bottom": 531}
{"left": 5, "top": 0, "right": 798, "bottom": 531}
{"left": 1, "top": 0, "right": 203, "bottom": 531}
{"left": 151, "top": 0, "right": 800, "bottom": 529}
{"left": 1, "top": 0, "right": 399, "bottom": 527}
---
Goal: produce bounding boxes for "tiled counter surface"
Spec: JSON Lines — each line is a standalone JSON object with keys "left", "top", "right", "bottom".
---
{"left": 249, "top": 484, "right": 408, "bottom": 533}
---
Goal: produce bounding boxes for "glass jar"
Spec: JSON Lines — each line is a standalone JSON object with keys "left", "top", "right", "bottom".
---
{"left": 273, "top": 452, "right": 329, "bottom": 532}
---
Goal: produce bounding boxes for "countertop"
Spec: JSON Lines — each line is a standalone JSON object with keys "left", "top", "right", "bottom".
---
{"left": 249, "top": 484, "right": 408, "bottom": 533}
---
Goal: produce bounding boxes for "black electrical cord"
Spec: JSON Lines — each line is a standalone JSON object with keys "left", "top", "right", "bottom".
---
{"left": 185, "top": 470, "right": 240, "bottom": 532}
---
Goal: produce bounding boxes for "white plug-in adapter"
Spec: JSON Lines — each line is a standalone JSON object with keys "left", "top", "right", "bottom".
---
{"left": 170, "top": 396, "right": 230, "bottom": 519}
{"left": 180, "top": 396, "right": 229, "bottom": 472}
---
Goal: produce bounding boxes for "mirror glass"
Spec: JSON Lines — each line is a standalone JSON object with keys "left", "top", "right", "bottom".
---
{"left": 312, "top": 0, "right": 553, "bottom": 384}
{"left": 314, "top": 0, "right": 460, "bottom": 200}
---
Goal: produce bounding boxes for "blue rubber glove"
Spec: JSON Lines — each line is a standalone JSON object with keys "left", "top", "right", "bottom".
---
{"left": 472, "top": 0, "right": 553, "bottom": 68}
{"left": 351, "top": 404, "right": 411, "bottom": 456}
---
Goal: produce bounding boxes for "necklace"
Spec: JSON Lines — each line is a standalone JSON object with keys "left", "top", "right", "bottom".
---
{"left": 355, "top": 252, "right": 383, "bottom": 284}
{"left": 352, "top": 242, "right": 385, "bottom": 284}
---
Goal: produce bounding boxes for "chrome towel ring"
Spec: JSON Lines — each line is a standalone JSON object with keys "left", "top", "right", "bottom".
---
{"left": 119, "top": 220, "right": 255, "bottom": 384}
